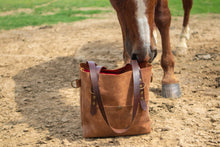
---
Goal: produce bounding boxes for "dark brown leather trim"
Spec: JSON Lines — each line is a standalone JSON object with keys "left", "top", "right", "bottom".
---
{"left": 139, "top": 70, "right": 147, "bottom": 111}
{"left": 71, "top": 79, "right": 81, "bottom": 88}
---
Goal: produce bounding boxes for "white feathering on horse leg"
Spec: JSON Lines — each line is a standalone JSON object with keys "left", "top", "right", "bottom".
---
{"left": 180, "top": 25, "right": 190, "bottom": 40}
{"left": 175, "top": 25, "right": 190, "bottom": 55}
{"left": 178, "top": 37, "right": 187, "bottom": 48}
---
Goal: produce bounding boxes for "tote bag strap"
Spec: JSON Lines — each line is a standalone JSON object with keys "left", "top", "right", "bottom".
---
{"left": 88, "top": 60, "right": 145, "bottom": 134}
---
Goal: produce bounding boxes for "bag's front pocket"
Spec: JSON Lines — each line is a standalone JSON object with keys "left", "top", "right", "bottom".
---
{"left": 104, "top": 105, "right": 133, "bottom": 129}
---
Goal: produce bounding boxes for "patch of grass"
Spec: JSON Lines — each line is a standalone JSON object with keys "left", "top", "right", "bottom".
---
{"left": 0, "top": 14, "right": 86, "bottom": 30}
{"left": 0, "top": 0, "right": 51, "bottom": 12}
{"left": 49, "top": 0, "right": 110, "bottom": 8}
{"left": 0, "top": 9, "right": 110, "bottom": 30}
{"left": 0, "top": 0, "right": 219, "bottom": 30}
{"left": 169, "top": 0, "right": 220, "bottom": 16}
{"left": 32, "top": 0, "right": 111, "bottom": 15}
{"left": 0, "top": 0, "right": 111, "bottom": 30}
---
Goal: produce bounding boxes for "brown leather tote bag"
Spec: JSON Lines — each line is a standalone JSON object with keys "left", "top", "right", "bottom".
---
{"left": 75, "top": 60, "right": 152, "bottom": 138}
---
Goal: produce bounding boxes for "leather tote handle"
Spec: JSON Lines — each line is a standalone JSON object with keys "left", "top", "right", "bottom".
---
{"left": 88, "top": 60, "right": 147, "bottom": 134}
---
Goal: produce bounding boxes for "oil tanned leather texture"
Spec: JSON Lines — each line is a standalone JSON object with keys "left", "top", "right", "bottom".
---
{"left": 79, "top": 61, "right": 152, "bottom": 138}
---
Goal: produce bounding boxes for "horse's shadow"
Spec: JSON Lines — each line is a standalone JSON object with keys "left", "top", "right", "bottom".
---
{"left": 150, "top": 87, "right": 162, "bottom": 96}
{"left": 13, "top": 55, "right": 82, "bottom": 141}
{"left": 12, "top": 41, "right": 124, "bottom": 141}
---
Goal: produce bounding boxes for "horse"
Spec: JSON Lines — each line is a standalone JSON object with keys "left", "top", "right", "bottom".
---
{"left": 109, "top": 0, "right": 193, "bottom": 98}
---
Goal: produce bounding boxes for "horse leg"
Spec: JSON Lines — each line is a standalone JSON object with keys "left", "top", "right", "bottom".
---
{"left": 123, "top": 49, "right": 131, "bottom": 64}
{"left": 155, "top": 0, "right": 181, "bottom": 98}
{"left": 175, "top": 0, "right": 193, "bottom": 55}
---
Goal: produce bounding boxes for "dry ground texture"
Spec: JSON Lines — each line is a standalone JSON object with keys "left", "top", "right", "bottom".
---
{"left": 0, "top": 12, "right": 219, "bottom": 146}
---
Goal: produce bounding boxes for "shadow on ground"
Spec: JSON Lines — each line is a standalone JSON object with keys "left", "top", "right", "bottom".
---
{"left": 13, "top": 40, "right": 162, "bottom": 142}
{"left": 13, "top": 55, "right": 82, "bottom": 141}
{"left": 12, "top": 41, "right": 125, "bottom": 142}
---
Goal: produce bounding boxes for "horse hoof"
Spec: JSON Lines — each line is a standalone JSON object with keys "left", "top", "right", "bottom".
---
{"left": 173, "top": 47, "right": 187, "bottom": 56}
{"left": 174, "top": 37, "right": 188, "bottom": 56}
{"left": 162, "top": 83, "right": 181, "bottom": 98}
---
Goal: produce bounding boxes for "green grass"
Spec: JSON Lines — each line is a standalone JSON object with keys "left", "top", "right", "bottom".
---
{"left": 0, "top": 0, "right": 110, "bottom": 12}
{"left": 0, "top": 0, "right": 219, "bottom": 30}
{"left": 169, "top": 0, "right": 220, "bottom": 16}
{"left": 0, "top": 0, "right": 111, "bottom": 30}
{"left": 0, "top": 0, "right": 52, "bottom": 12}
{"left": 0, "top": 10, "right": 109, "bottom": 30}
{"left": 48, "top": 0, "right": 110, "bottom": 8}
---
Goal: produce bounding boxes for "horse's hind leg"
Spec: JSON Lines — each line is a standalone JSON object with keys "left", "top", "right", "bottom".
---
{"left": 155, "top": 0, "right": 181, "bottom": 98}
{"left": 175, "top": 0, "right": 193, "bottom": 55}
{"left": 182, "top": 0, "right": 193, "bottom": 28}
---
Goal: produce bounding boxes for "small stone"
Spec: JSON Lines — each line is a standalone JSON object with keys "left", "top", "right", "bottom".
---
{"left": 161, "top": 128, "right": 170, "bottom": 131}
{"left": 210, "top": 118, "right": 216, "bottom": 123}
{"left": 36, "top": 140, "right": 46, "bottom": 144}
{"left": 210, "top": 114, "right": 219, "bottom": 123}
{"left": 45, "top": 124, "right": 53, "bottom": 128}
{"left": 45, "top": 136, "right": 52, "bottom": 141}
{"left": 174, "top": 71, "right": 181, "bottom": 74}
{"left": 61, "top": 116, "right": 69, "bottom": 123}
{"left": 215, "top": 104, "right": 220, "bottom": 108}
{"left": 194, "top": 54, "right": 212, "bottom": 60}
{"left": 23, "top": 129, "right": 29, "bottom": 132}
{"left": 192, "top": 31, "right": 198, "bottom": 35}
{"left": 188, "top": 112, "right": 193, "bottom": 115}
{"left": 16, "top": 109, "right": 22, "bottom": 112}
{"left": 215, "top": 77, "right": 220, "bottom": 88}
{"left": 51, "top": 96, "right": 57, "bottom": 99}
{"left": 23, "top": 99, "right": 31, "bottom": 102}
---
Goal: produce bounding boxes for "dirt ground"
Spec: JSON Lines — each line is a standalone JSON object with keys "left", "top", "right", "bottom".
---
{"left": 0, "top": 12, "right": 219, "bottom": 146}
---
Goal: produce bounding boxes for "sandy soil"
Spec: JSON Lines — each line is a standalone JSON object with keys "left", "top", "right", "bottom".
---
{"left": 0, "top": 12, "right": 219, "bottom": 146}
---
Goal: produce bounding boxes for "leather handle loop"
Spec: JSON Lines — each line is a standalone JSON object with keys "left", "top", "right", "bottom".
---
{"left": 88, "top": 61, "right": 103, "bottom": 115}
{"left": 88, "top": 60, "right": 145, "bottom": 134}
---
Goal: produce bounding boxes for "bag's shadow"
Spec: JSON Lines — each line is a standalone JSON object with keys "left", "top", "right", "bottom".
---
{"left": 12, "top": 41, "right": 124, "bottom": 141}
